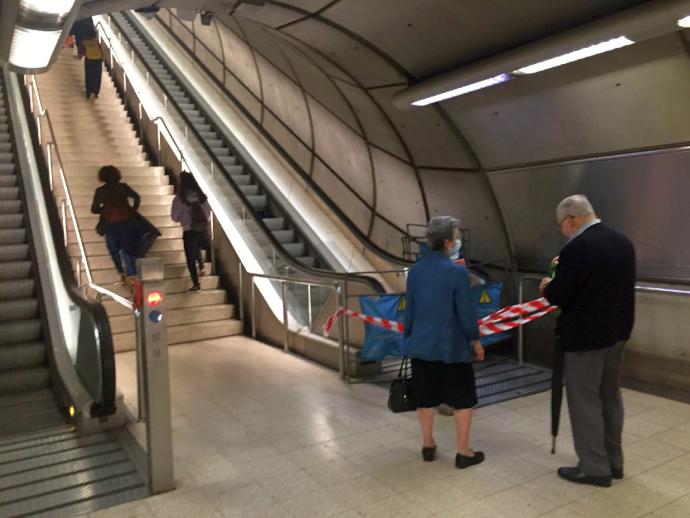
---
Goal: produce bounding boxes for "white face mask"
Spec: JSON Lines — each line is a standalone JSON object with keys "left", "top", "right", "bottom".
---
{"left": 448, "top": 238, "right": 462, "bottom": 260}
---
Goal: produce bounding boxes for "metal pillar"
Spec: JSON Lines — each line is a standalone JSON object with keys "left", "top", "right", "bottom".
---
{"left": 136, "top": 257, "right": 175, "bottom": 494}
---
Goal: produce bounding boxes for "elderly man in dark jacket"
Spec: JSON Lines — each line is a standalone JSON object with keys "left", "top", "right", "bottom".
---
{"left": 540, "top": 194, "right": 636, "bottom": 488}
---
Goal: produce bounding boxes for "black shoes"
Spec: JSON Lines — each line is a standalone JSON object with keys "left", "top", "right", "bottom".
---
{"left": 455, "top": 451, "right": 485, "bottom": 469}
{"left": 557, "top": 466, "right": 611, "bottom": 487}
{"left": 611, "top": 467, "right": 624, "bottom": 480}
{"left": 188, "top": 284, "right": 201, "bottom": 292}
{"left": 422, "top": 445, "right": 437, "bottom": 462}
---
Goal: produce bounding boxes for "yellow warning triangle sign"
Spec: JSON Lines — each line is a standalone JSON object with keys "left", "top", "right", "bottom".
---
{"left": 479, "top": 290, "right": 492, "bottom": 304}
{"left": 397, "top": 295, "right": 406, "bottom": 312}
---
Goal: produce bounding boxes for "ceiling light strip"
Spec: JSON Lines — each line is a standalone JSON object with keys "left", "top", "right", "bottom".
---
{"left": 411, "top": 73, "right": 511, "bottom": 106}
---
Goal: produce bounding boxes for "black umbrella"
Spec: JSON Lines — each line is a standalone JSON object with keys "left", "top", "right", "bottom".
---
{"left": 551, "top": 336, "right": 564, "bottom": 454}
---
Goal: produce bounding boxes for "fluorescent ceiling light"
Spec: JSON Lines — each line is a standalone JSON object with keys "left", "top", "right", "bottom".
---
{"left": 513, "top": 36, "right": 635, "bottom": 75}
{"left": 9, "top": 27, "right": 61, "bottom": 69}
{"left": 678, "top": 15, "right": 690, "bottom": 28}
{"left": 20, "top": 0, "right": 75, "bottom": 16}
{"left": 412, "top": 73, "right": 511, "bottom": 106}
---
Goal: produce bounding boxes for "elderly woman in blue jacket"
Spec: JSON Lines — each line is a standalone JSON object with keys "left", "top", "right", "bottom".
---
{"left": 403, "top": 216, "right": 485, "bottom": 469}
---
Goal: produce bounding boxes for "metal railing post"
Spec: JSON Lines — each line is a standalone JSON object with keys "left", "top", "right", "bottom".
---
{"left": 251, "top": 278, "right": 256, "bottom": 339}
{"left": 337, "top": 284, "right": 345, "bottom": 379}
{"left": 238, "top": 262, "right": 244, "bottom": 323}
{"left": 134, "top": 308, "right": 146, "bottom": 421}
{"left": 518, "top": 278, "right": 526, "bottom": 365}
{"left": 282, "top": 281, "right": 289, "bottom": 352}
{"left": 307, "top": 283, "right": 313, "bottom": 329}
{"left": 209, "top": 212, "right": 216, "bottom": 275}
{"left": 61, "top": 199, "right": 67, "bottom": 246}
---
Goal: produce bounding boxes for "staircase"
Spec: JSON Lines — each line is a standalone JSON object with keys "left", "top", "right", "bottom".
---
{"left": 0, "top": 73, "right": 66, "bottom": 438}
{"left": 36, "top": 50, "right": 242, "bottom": 352}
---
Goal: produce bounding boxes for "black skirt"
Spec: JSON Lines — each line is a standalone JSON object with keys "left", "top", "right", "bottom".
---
{"left": 411, "top": 359, "right": 477, "bottom": 410}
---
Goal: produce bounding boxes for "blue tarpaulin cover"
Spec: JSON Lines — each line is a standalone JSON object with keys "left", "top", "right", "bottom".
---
{"left": 359, "top": 281, "right": 509, "bottom": 361}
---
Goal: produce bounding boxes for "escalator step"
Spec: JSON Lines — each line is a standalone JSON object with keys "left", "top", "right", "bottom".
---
{"left": 0, "top": 318, "right": 43, "bottom": 345}
{"left": 0, "top": 299, "right": 39, "bottom": 322}
{"left": 218, "top": 156, "right": 238, "bottom": 165}
{"left": 0, "top": 260, "right": 31, "bottom": 280}
{"left": 0, "top": 200, "right": 20, "bottom": 214}
{"left": 272, "top": 229, "right": 295, "bottom": 243}
{"left": 0, "top": 244, "right": 28, "bottom": 262}
{"left": 239, "top": 184, "right": 259, "bottom": 196}
{"left": 0, "top": 175, "right": 16, "bottom": 187}
{"left": 210, "top": 147, "right": 230, "bottom": 156}
{"left": 263, "top": 218, "right": 285, "bottom": 230}
{"left": 247, "top": 195, "right": 267, "bottom": 209}
{"left": 231, "top": 174, "right": 251, "bottom": 185}
{"left": 0, "top": 214, "right": 22, "bottom": 228}
{"left": 282, "top": 242, "right": 306, "bottom": 256}
{"left": 296, "top": 256, "right": 317, "bottom": 268}
{"left": 0, "top": 278, "right": 34, "bottom": 299}
{"left": 0, "top": 188, "right": 18, "bottom": 201}
{"left": 0, "top": 342, "right": 46, "bottom": 372}
{"left": 0, "top": 228, "right": 26, "bottom": 245}
{"left": 0, "top": 366, "right": 51, "bottom": 396}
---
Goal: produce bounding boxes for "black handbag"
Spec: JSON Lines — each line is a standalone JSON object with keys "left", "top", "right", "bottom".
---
{"left": 387, "top": 357, "right": 416, "bottom": 413}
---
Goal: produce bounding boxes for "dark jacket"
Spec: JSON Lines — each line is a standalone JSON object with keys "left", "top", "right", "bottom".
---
{"left": 543, "top": 223, "right": 635, "bottom": 352}
{"left": 91, "top": 182, "right": 140, "bottom": 223}
{"left": 402, "top": 251, "right": 480, "bottom": 363}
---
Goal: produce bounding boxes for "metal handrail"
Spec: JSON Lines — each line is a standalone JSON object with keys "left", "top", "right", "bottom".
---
{"left": 247, "top": 271, "right": 346, "bottom": 374}
{"left": 517, "top": 274, "right": 690, "bottom": 364}
{"left": 27, "top": 75, "right": 133, "bottom": 310}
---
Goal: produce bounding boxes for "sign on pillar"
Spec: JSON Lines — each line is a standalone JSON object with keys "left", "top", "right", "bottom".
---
{"left": 136, "top": 257, "right": 175, "bottom": 494}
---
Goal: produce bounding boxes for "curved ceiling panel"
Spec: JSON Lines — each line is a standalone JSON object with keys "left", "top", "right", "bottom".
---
{"left": 279, "top": 41, "right": 360, "bottom": 132}
{"left": 445, "top": 34, "right": 690, "bottom": 169}
{"left": 215, "top": 18, "right": 262, "bottom": 97}
{"left": 280, "top": 17, "right": 407, "bottom": 88}
{"left": 370, "top": 86, "right": 478, "bottom": 170}
{"left": 334, "top": 79, "right": 408, "bottom": 161}
{"left": 308, "top": 97, "right": 374, "bottom": 204}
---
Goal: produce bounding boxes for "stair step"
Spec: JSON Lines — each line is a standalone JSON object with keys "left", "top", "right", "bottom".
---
{"left": 68, "top": 225, "right": 181, "bottom": 244}
{"left": 88, "top": 261, "right": 209, "bottom": 285}
{"left": 68, "top": 237, "right": 183, "bottom": 258}
{"left": 114, "top": 319, "right": 243, "bottom": 352}
{"left": 84, "top": 250, "right": 185, "bottom": 270}
{"left": 63, "top": 165, "right": 164, "bottom": 177}
{"left": 0, "top": 319, "right": 43, "bottom": 345}
{"left": 103, "top": 288, "right": 226, "bottom": 316}
{"left": 93, "top": 275, "right": 218, "bottom": 299}
{"left": 69, "top": 214, "right": 175, "bottom": 231}
{"left": 109, "top": 303, "right": 234, "bottom": 333}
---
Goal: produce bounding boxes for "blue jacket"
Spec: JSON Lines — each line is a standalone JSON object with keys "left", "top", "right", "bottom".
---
{"left": 402, "top": 251, "right": 480, "bottom": 363}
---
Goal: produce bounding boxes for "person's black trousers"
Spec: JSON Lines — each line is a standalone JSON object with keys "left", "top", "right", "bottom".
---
{"left": 183, "top": 230, "right": 208, "bottom": 286}
{"left": 84, "top": 58, "right": 102, "bottom": 98}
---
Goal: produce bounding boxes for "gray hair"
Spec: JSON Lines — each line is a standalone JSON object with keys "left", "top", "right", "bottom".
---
{"left": 556, "top": 194, "right": 595, "bottom": 222}
{"left": 426, "top": 216, "right": 459, "bottom": 250}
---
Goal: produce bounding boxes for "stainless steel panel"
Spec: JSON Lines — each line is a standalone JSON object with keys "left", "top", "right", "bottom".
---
{"left": 489, "top": 147, "right": 690, "bottom": 280}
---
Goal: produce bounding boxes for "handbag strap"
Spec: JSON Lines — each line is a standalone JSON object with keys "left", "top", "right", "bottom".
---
{"left": 397, "top": 357, "right": 409, "bottom": 379}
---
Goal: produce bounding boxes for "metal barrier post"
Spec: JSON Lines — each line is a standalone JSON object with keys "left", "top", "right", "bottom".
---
{"left": 307, "top": 284, "right": 313, "bottom": 329}
{"left": 137, "top": 257, "right": 175, "bottom": 494}
{"left": 282, "top": 281, "right": 289, "bottom": 352}
{"left": 251, "top": 278, "right": 256, "bottom": 339}
{"left": 238, "top": 262, "right": 244, "bottom": 323}
{"left": 337, "top": 285, "right": 346, "bottom": 379}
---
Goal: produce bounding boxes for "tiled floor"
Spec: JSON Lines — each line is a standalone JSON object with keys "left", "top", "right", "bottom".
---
{"left": 94, "top": 336, "right": 690, "bottom": 517}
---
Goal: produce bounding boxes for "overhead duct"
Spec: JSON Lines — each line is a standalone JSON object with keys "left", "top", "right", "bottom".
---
{"left": 0, "top": 0, "right": 83, "bottom": 73}
{"left": 393, "top": 0, "right": 690, "bottom": 108}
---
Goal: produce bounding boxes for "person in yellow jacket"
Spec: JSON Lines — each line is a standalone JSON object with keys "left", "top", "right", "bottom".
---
{"left": 78, "top": 26, "right": 103, "bottom": 99}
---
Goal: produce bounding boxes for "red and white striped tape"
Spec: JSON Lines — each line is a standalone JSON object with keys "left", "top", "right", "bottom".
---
{"left": 323, "top": 298, "right": 557, "bottom": 338}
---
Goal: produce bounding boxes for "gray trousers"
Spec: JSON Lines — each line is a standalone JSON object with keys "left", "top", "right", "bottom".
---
{"left": 564, "top": 341, "right": 626, "bottom": 477}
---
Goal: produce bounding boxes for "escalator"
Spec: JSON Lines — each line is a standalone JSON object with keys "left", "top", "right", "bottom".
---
{"left": 0, "top": 70, "right": 147, "bottom": 516}
{"left": 0, "top": 74, "right": 65, "bottom": 437}
{"left": 114, "top": 12, "right": 328, "bottom": 272}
